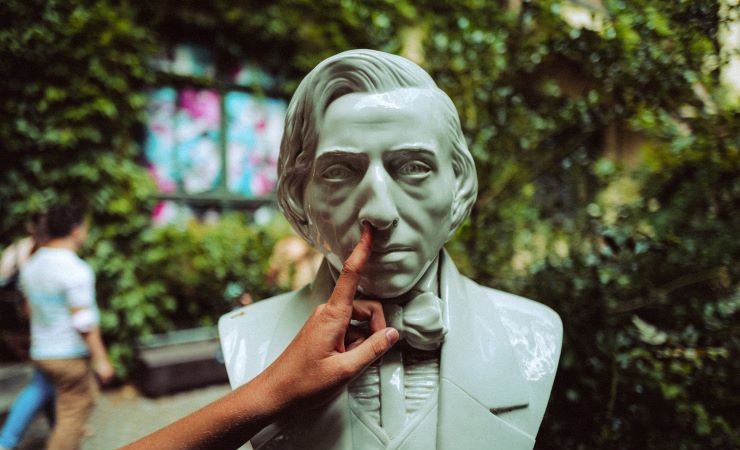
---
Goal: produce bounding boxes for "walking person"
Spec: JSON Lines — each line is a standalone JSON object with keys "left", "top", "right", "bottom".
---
{"left": 19, "top": 204, "right": 113, "bottom": 450}
{"left": 0, "top": 212, "right": 55, "bottom": 450}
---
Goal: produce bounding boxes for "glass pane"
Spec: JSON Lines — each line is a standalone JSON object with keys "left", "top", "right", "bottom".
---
{"left": 144, "top": 87, "right": 223, "bottom": 195}
{"left": 144, "top": 87, "right": 178, "bottom": 193}
{"left": 225, "top": 92, "right": 286, "bottom": 196}
{"left": 232, "top": 62, "right": 276, "bottom": 90}
{"left": 149, "top": 43, "right": 216, "bottom": 79}
{"left": 175, "top": 88, "right": 222, "bottom": 194}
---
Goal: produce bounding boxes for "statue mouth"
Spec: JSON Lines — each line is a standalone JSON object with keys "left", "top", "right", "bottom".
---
{"left": 371, "top": 244, "right": 414, "bottom": 255}
{"left": 367, "top": 245, "right": 415, "bottom": 266}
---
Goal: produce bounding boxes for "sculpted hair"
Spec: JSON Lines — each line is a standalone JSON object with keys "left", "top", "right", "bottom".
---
{"left": 277, "top": 49, "right": 477, "bottom": 243}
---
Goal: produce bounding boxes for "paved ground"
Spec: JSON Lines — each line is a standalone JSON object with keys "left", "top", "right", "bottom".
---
{"left": 7, "top": 382, "right": 238, "bottom": 450}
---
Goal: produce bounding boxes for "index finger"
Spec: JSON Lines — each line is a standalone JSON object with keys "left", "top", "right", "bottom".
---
{"left": 329, "top": 224, "right": 373, "bottom": 306}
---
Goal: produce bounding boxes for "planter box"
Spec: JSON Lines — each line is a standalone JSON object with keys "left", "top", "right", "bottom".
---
{"left": 134, "top": 327, "right": 228, "bottom": 397}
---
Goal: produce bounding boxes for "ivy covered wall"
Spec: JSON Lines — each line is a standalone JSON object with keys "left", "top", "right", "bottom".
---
{"left": 0, "top": 1, "right": 737, "bottom": 448}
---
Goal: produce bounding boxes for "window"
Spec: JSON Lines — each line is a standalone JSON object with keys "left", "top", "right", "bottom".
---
{"left": 143, "top": 44, "right": 287, "bottom": 223}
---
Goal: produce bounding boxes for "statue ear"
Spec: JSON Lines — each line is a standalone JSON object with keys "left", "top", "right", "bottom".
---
{"left": 283, "top": 175, "right": 313, "bottom": 240}
{"left": 447, "top": 157, "right": 477, "bottom": 240}
{"left": 290, "top": 181, "right": 307, "bottom": 217}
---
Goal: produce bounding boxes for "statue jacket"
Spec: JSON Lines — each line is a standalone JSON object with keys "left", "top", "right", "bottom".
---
{"left": 219, "top": 250, "right": 562, "bottom": 450}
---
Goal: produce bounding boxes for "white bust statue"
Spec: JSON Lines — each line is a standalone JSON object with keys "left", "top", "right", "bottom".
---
{"left": 219, "top": 49, "right": 562, "bottom": 450}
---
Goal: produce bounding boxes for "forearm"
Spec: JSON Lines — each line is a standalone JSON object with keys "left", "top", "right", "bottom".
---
{"left": 117, "top": 373, "right": 282, "bottom": 450}
{"left": 81, "top": 326, "right": 109, "bottom": 363}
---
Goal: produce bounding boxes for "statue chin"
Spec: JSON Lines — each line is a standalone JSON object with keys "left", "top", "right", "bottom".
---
{"left": 356, "top": 277, "right": 417, "bottom": 300}
{"left": 325, "top": 251, "right": 436, "bottom": 300}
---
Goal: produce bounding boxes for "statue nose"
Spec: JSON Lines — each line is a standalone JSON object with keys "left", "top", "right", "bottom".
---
{"left": 357, "top": 166, "right": 400, "bottom": 231}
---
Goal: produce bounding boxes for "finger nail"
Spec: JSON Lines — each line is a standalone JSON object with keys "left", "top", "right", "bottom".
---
{"left": 385, "top": 328, "right": 399, "bottom": 346}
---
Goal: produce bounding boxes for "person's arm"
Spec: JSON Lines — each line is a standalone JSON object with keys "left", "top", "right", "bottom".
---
{"left": 118, "top": 225, "right": 399, "bottom": 450}
{"left": 79, "top": 324, "right": 114, "bottom": 383}
{"left": 68, "top": 266, "right": 114, "bottom": 383}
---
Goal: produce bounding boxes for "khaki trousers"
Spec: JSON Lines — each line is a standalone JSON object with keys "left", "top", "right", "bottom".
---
{"left": 35, "top": 358, "right": 98, "bottom": 450}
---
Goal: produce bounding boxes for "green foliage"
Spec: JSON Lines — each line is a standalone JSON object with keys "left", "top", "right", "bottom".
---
{"left": 432, "top": 1, "right": 739, "bottom": 449}
{"left": 0, "top": 0, "right": 160, "bottom": 375}
{"left": 0, "top": 0, "right": 737, "bottom": 447}
{"left": 89, "top": 214, "right": 278, "bottom": 374}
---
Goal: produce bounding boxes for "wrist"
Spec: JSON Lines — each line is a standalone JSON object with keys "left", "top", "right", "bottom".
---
{"left": 250, "top": 369, "right": 292, "bottom": 420}
{"left": 227, "top": 371, "right": 290, "bottom": 433}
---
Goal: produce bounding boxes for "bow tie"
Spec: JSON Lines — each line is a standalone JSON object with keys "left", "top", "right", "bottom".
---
{"left": 382, "top": 291, "right": 447, "bottom": 351}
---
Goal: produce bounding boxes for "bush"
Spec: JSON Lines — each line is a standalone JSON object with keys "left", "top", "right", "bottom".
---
{"left": 88, "top": 214, "right": 279, "bottom": 373}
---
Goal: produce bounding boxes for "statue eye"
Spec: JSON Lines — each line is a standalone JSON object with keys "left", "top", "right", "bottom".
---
{"left": 321, "top": 164, "right": 355, "bottom": 180}
{"left": 398, "top": 160, "right": 431, "bottom": 177}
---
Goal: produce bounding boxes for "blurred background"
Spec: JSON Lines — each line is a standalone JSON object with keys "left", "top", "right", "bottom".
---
{"left": 0, "top": 0, "right": 737, "bottom": 449}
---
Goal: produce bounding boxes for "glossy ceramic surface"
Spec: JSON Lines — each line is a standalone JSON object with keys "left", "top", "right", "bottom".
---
{"left": 304, "top": 89, "right": 456, "bottom": 298}
{"left": 219, "top": 49, "right": 562, "bottom": 450}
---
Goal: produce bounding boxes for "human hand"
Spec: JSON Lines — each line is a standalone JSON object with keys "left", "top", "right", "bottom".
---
{"left": 94, "top": 357, "right": 115, "bottom": 385}
{"left": 254, "top": 225, "right": 399, "bottom": 413}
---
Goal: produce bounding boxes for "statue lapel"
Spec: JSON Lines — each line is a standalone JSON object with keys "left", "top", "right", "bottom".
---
{"left": 437, "top": 251, "right": 535, "bottom": 450}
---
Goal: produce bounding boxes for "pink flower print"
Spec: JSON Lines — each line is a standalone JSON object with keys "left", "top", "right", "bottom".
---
{"left": 152, "top": 201, "right": 166, "bottom": 221}
{"left": 251, "top": 172, "right": 276, "bottom": 196}
{"left": 147, "top": 165, "right": 176, "bottom": 193}
{"left": 180, "top": 89, "right": 220, "bottom": 129}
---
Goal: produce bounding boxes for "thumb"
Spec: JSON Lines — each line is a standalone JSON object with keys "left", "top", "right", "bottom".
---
{"left": 340, "top": 328, "right": 399, "bottom": 375}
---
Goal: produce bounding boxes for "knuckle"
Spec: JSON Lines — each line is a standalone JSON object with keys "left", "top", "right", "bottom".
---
{"left": 356, "top": 299, "right": 380, "bottom": 311}
{"left": 341, "top": 261, "right": 359, "bottom": 276}
{"left": 310, "top": 304, "right": 325, "bottom": 320}
{"left": 336, "top": 361, "right": 356, "bottom": 380}
{"left": 351, "top": 300, "right": 368, "bottom": 312}
{"left": 322, "top": 303, "right": 347, "bottom": 321}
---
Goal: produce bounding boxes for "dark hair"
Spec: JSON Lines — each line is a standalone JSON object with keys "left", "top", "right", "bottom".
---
{"left": 27, "top": 211, "right": 48, "bottom": 247}
{"left": 46, "top": 205, "right": 86, "bottom": 239}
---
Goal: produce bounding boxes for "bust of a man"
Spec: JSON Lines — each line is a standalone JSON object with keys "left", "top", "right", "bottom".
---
{"left": 219, "top": 49, "right": 562, "bottom": 450}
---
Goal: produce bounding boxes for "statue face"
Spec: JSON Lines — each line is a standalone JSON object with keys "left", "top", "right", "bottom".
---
{"left": 303, "top": 88, "right": 457, "bottom": 298}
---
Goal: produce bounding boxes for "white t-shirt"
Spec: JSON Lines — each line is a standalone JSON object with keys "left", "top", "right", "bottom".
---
{"left": 20, "top": 247, "right": 100, "bottom": 360}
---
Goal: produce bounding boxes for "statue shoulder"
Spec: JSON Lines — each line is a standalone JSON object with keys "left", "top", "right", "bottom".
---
{"left": 218, "top": 290, "right": 302, "bottom": 388}
{"left": 471, "top": 281, "right": 563, "bottom": 341}
{"left": 465, "top": 279, "right": 563, "bottom": 383}
{"left": 219, "top": 291, "right": 295, "bottom": 335}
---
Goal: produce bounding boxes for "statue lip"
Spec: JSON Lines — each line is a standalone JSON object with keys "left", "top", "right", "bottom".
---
{"left": 371, "top": 244, "right": 414, "bottom": 254}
